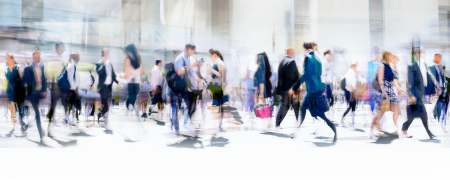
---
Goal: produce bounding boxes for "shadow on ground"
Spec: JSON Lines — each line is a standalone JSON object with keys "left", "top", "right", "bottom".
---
{"left": 167, "top": 135, "right": 204, "bottom": 149}
{"left": 260, "top": 132, "right": 292, "bottom": 138}
{"left": 372, "top": 133, "right": 399, "bottom": 144}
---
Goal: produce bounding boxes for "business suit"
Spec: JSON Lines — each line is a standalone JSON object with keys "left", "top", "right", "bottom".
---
{"left": 23, "top": 63, "right": 47, "bottom": 140}
{"left": 275, "top": 55, "right": 301, "bottom": 127}
{"left": 402, "top": 61, "right": 434, "bottom": 138}
{"left": 297, "top": 50, "right": 336, "bottom": 140}
{"left": 429, "top": 64, "right": 445, "bottom": 120}
{"left": 95, "top": 60, "right": 118, "bottom": 125}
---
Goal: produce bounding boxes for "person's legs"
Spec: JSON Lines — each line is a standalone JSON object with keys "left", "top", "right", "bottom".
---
{"left": 342, "top": 90, "right": 352, "bottom": 119}
{"left": 326, "top": 85, "right": 334, "bottom": 107}
{"left": 30, "top": 97, "right": 43, "bottom": 140}
{"left": 441, "top": 100, "right": 448, "bottom": 131}
{"left": 419, "top": 112, "right": 434, "bottom": 138}
{"left": 275, "top": 104, "right": 290, "bottom": 127}
{"left": 318, "top": 112, "right": 337, "bottom": 139}
{"left": 9, "top": 101, "right": 16, "bottom": 133}
{"left": 299, "top": 96, "right": 308, "bottom": 127}
{"left": 48, "top": 83, "right": 60, "bottom": 123}
{"left": 402, "top": 114, "right": 415, "bottom": 136}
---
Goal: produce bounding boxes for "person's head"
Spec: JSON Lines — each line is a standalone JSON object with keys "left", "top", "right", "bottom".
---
{"left": 392, "top": 53, "right": 400, "bottom": 65}
{"left": 256, "top": 52, "right": 272, "bottom": 78}
{"left": 70, "top": 52, "right": 80, "bottom": 63}
{"left": 324, "top": 50, "right": 332, "bottom": 56}
{"left": 434, "top": 53, "right": 442, "bottom": 64}
{"left": 102, "top": 48, "right": 109, "bottom": 59}
{"left": 286, "top": 47, "right": 295, "bottom": 57}
{"left": 156, "top": 59, "right": 162, "bottom": 67}
{"left": 303, "top": 41, "right": 315, "bottom": 51}
{"left": 184, "top": 43, "right": 196, "bottom": 57}
{"left": 381, "top": 50, "right": 394, "bottom": 65}
{"left": 123, "top": 44, "right": 141, "bottom": 69}
{"left": 312, "top": 42, "right": 318, "bottom": 51}
{"left": 88, "top": 69, "right": 92, "bottom": 74}
{"left": 209, "top": 48, "right": 223, "bottom": 62}
{"left": 55, "top": 42, "right": 65, "bottom": 55}
{"left": 6, "top": 52, "right": 16, "bottom": 66}
{"left": 32, "top": 49, "right": 40, "bottom": 64}
{"left": 350, "top": 61, "right": 358, "bottom": 71}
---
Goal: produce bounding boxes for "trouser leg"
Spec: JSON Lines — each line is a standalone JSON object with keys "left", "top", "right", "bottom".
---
{"left": 318, "top": 112, "right": 337, "bottom": 136}
{"left": 275, "top": 104, "right": 290, "bottom": 127}
{"left": 402, "top": 114, "right": 415, "bottom": 132}
{"left": 420, "top": 112, "right": 434, "bottom": 138}
{"left": 31, "top": 98, "right": 43, "bottom": 140}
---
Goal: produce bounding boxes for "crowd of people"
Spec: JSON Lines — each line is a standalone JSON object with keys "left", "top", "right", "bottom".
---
{"left": 2, "top": 40, "right": 448, "bottom": 145}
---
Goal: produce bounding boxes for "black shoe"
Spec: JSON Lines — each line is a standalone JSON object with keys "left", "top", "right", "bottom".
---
{"left": 47, "top": 132, "right": 54, "bottom": 138}
{"left": 430, "top": 134, "right": 436, "bottom": 139}
{"left": 141, "top": 113, "right": 148, "bottom": 119}
{"left": 332, "top": 136, "right": 337, "bottom": 143}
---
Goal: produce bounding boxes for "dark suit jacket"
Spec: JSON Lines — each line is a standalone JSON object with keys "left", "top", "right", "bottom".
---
{"left": 407, "top": 62, "right": 427, "bottom": 117}
{"left": 426, "top": 65, "right": 444, "bottom": 95}
{"left": 276, "top": 55, "right": 301, "bottom": 92}
{"left": 299, "top": 51, "right": 325, "bottom": 93}
{"left": 95, "top": 62, "right": 118, "bottom": 92}
{"left": 23, "top": 63, "right": 47, "bottom": 95}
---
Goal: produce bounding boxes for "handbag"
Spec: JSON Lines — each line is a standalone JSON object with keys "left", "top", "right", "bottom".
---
{"left": 254, "top": 104, "right": 271, "bottom": 119}
{"left": 372, "top": 73, "right": 381, "bottom": 92}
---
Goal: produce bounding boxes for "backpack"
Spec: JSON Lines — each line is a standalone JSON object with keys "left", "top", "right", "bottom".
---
{"left": 174, "top": 57, "right": 186, "bottom": 92}
{"left": 57, "top": 62, "right": 75, "bottom": 91}
{"left": 165, "top": 62, "right": 180, "bottom": 94}
{"left": 340, "top": 78, "right": 346, "bottom": 90}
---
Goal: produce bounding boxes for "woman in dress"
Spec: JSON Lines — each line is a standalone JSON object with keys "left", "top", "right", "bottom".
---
{"left": 119, "top": 44, "right": 144, "bottom": 119}
{"left": 5, "top": 53, "right": 23, "bottom": 136}
{"left": 370, "top": 51, "right": 403, "bottom": 138}
{"left": 206, "top": 48, "right": 228, "bottom": 131}
{"left": 254, "top": 52, "right": 272, "bottom": 131}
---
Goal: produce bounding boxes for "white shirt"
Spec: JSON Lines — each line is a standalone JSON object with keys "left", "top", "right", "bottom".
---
{"left": 344, "top": 68, "right": 356, "bottom": 91}
{"left": 416, "top": 60, "right": 427, "bottom": 87}
{"left": 432, "top": 62, "right": 443, "bottom": 87}
{"left": 150, "top": 65, "right": 162, "bottom": 90}
{"left": 321, "top": 54, "right": 333, "bottom": 84}
{"left": 67, "top": 60, "right": 79, "bottom": 90}
{"left": 99, "top": 59, "right": 113, "bottom": 85}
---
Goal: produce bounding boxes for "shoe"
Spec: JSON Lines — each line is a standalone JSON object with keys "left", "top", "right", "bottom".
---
{"left": 443, "top": 130, "right": 448, "bottom": 133}
{"left": 341, "top": 117, "right": 344, "bottom": 125}
{"left": 97, "top": 113, "right": 102, "bottom": 121}
{"left": 141, "top": 113, "right": 148, "bottom": 119}
{"left": 332, "top": 136, "right": 337, "bottom": 143}
{"left": 47, "top": 132, "right": 54, "bottom": 138}
{"left": 276, "top": 126, "right": 282, "bottom": 130}
{"left": 404, "top": 134, "right": 413, "bottom": 138}
{"left": 430, "top": 134, "right": 436, "bottom": 139}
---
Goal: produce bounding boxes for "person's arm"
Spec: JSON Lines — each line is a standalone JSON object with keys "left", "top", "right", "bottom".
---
{"left": 140, "top": 64, "right": 144, "bottom": 76}
{"left": 298, "top": 57, "right": 309, "bottom": 87}
{"left": 67, "top": 63, "right": 76, "bottom": 89}
{"left": 291, "top": 61, "right": 301, "bottom": 92}
{"left": 18, "top": 66, "right": 23, "bottom": 79}
{"left": 377, "top": 65, "right": 386, "bottom": 98}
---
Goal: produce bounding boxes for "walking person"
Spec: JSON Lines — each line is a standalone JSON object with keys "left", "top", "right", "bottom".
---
{"left": 206, "top": 48, "right": 228, "bottom": 131}
{"left": 429, "top": 54, "right": 445, "bottom": 122}
{"left": 295, "top": 42, "right": 337, "bottom": 142}
{"left": 369, "top": 51, "right": 403, "bottom": 138}
{"left": 341, "top": 62, "right": 358, "bottom": 126}
{"left": 23, "top": 49, "right": 47, "bottom": 143}
{"left": 5, "top": 53, "right": 24, "bottom": 137}
{"left": 322, "top": 50, "right": 334, "bottom": 117}
{"left": 275, "top": 48, "right": 301, "bottom": 129}
{"left": 95, "top": 48, "right": 120, "bottom": 130}
{"left": 43, "top": 42, "right": 66, "bottom": 137}
{"left": 254, "top": 52, "right": 273, "bottom": 131}
{"left": 119, "top": 44, "right": 144, "bottom": 118}
{"left": 402, "top": 49, "right": 435, "bottom": 139}
{"left": 441, "top": 67, "right": 450, "bottom": 133}
{"left": 61, "top": 52, "right": 81, "bottom": 126}
{"left": 149, "top": 59, "right": 163, "bottom": 120}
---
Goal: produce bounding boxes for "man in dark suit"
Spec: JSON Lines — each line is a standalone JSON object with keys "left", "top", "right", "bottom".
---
{"left": 23, "top": 49, "right": 47, "bottom": 143}
{"left": 96, "top": 48, "right": 120, "bottom": 129}
{"left": 402, "top": 50, "right": 435, "bottom": 139}
{"left": 429, "top": 54, "right": 445, "bottom": 120}
{"left": 275, "top": 48, "right": 301, "bottom": 128}
{"left": 295, "top": 42, "right": 337, "bottom": 142}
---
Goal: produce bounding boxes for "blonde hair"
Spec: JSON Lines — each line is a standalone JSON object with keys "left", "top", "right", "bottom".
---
{"left": 350, "top": 61, "right": 358, "bottom": 67}
{"left": 381, "top": 50, "right": 393, "bottom": 65}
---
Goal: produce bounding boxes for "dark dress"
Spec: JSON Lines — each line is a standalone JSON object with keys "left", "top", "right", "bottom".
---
{"left": 6, "top": 65, "right": 21, "bottom": 102}
{"left": 253, "top": 66, "right": 272, "bottom": 98}
{"left": 210, "top": 61, "right": 228, "bottom": 106}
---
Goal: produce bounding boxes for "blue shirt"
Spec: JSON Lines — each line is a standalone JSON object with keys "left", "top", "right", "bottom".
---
{"left": 174, "top": 52, "right": 191, "bottom": 79}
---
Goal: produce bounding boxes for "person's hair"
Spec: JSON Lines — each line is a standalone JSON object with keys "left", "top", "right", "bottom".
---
{"left": 6, "top": 52, "right": 17, "bottom": 64}
{"left": 435, "top": 53, "right": 441, "bottom": 57}
{"left": 209, "top": 48, "right": 224, "bottom": 62}
{"left": 185, "top": 43, "right": 196, "bottom": 50}
{"left": 350, "top": 61, "right": 358, "bottom": 68}
{"left": 156, "top": 59, "right": 162, "bottom": 65}
{"left": 33, "top": 47, "right": 40, "bottom": 55}
{"left": 70, "top": 51, "right": 80, "bottom": 62}
{"left": 324, "top": 50, "right": 331, "bottom": 56}
{"left": 55, "top": 42, "right": 64, "bottom": 50}
{"left": 101, "top": 48, "right": 109, "bottom": 57}
{"left": 256, "top": 52, "right": 272, "bottom": 79}
{"left": 303, "top": 41, "right": 315, "bottom": 50}
{"left": 124, "top": 44, "right": 141, "bottom": 69}
{"left": 381, "top": 50, "right": 393, "bottom": 65}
